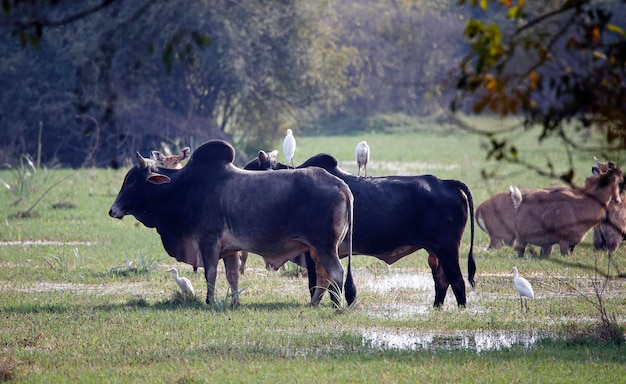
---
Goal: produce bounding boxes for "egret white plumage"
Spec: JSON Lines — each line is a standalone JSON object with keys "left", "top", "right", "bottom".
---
{"left": 512, "top": 266, "right": 534, "bottom": 312}
{"left": 167, "top": 268, "right": 195, "bottom": 298}
{"left": 355, "top": 141, "right": 370, "bottom": 176}
{"left": 283, "top": 129, "right": 296, "bottom": 168}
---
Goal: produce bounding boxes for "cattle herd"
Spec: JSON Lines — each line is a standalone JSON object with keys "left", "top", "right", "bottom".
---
{"left": 108, "top": 139, "right": 625, "bottom": 309}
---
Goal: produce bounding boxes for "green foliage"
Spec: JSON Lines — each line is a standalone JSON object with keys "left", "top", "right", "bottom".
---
{"left": 0, "top": 154, "right": 42, "bottom": 202}
{"left": 454, "top": 0, "right": 626, "bottom": 158}
{"left": 44, "top": 247, "right": 83, "bottom": 274}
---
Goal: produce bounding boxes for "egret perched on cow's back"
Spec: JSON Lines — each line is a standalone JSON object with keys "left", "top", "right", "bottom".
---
{"left": 167, "top": 268, "right": 195, "bottom": 298}
{"left": 283, "top": 129, "right": 296, "bottom": 168}
{"left": 512, "top": 266, "right": 534, "bottom": 312}
{"left": 355, "top": 141, "right": 370, "bottom": 176}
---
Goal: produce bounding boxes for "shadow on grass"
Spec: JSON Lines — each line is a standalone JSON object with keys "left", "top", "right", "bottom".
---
{"left": 3, "top": 295, "right": 307, "bottom": 315}
{"left": 541, "top": 253, "right": 626, "bottom": 278}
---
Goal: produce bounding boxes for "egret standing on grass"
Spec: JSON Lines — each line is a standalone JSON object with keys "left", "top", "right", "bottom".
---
{"left": 512, "top": 266, "right": 534, "bottom": 312}
{"left": 167, "top": 268, "right": 195, "bottom": 298}
{"left": 355, "top": 141, "right": 370, "bottom": 176}
{"left": 283, "top": 129, "right": 296, "bottom": 168}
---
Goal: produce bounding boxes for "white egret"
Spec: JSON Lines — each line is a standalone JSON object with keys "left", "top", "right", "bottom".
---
{"left": 355, "top": 141, "right": 370, "bottom": 176}
{"left": 283, "top": 129, "right": 296, "bottom": 168}
{"left": 167, "top": 268, "right": 195, "bottom": 298}
{"left": 512, "top": 266, "right": 534, "bottom": 312}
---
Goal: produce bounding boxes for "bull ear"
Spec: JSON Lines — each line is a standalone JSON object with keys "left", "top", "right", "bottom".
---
{"left": 146, "top": 172, "right": 171, "bottom": 185}
{"left": 268, "top": 150, "right": 279, "bottom": 158}
{"left": 151, "top": 151, "right": 165, "bottom": 162}
{"left": 180, "top": 147, "right": 191, "bottom": 160}
{"left": 592, "top": 166, "right": 600, "bottom": 177}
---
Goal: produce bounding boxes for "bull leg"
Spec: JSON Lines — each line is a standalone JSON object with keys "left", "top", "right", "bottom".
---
{"left": 430, "top": 251, "right": 468, "bottom": 307}
{"left": 310, "top": 248, "right": 344, "bottom": 307}
{"left": 305, "top": 252, "right": 317, "bottom": 299}
{"left": 238, "top": 250, "right": 248, "bottom": 275}
{"left": 223, "top": 253, "right": 241, "bottom": 306}
{"left": 557, "top": 242, "right": 569, "bottom": 256}
{"left": 542, "top": 244, "right": 555, "bottom": 257}
{"left": 199, "top": 239, "right": 220, "bottom": 305}
{"left": 514, "top": 239, "right": 527, "bottom": 258}
{"left": 204, "top": 262, "right": 218, "bottom": 305}
{"left": 309, "top": 249, "right": 330, "bottom": 306}
{"left": 428, "top": 253, "right": 449, "bottom": 307}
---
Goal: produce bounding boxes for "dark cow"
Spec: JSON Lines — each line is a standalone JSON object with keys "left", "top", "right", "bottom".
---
{"left": 109, "top": 140, "right": 356, "bottom": 307}
{"left": 245, "top": 150, "right": 476, "bottom": 307}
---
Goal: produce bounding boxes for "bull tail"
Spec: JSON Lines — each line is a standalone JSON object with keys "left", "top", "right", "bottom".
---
{"left": 342, "top": 185, "right": 356, "bottom": 306}
{"left": 457, "top": 181, "right": 476, "bottom": 288}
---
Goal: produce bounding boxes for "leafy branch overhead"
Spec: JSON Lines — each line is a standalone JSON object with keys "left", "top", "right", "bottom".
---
{"left": 454, "top": 0, "right": 626, "bottom": 165}
{"left": 1, "top": 1, "right": 211, "bottom": 71}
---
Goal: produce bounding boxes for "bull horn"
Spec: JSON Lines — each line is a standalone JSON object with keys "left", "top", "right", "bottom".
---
{"left": 137, "top": 152, "right": 148, "bottom": 169}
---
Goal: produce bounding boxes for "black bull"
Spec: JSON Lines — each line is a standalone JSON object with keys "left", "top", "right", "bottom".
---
{"left": 109, "top": 140, "right": 356, "bottom": 307}
{"left": 245, "top": 151, "right": 476, "bottom": 307}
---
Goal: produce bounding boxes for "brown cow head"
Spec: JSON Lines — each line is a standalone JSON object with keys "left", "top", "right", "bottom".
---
{"left": 151, "top": 147, "right": 191, "bottom": 170}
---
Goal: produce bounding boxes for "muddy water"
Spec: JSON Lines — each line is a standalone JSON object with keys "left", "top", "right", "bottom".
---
{"left": 363, "top": 328, "right": 546, "bottom": 352}
{"left": 357, "top": 270, "right": 548, "bottom": 351}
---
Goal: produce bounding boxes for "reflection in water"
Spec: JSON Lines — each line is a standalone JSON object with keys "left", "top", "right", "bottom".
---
{"left": 363, "top": 329, "right": 546, "bottom": 352}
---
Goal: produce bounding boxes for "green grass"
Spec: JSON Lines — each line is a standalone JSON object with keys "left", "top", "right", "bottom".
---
{"left": 1, "top": 117, "right": 625, "bottom": 382}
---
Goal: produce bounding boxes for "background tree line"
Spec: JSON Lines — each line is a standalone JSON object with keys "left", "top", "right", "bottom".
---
{"left": 1, "top": 0, "right": 624, "bottom": 169}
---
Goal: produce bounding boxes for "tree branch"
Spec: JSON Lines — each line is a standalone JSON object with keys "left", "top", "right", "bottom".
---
{"left": 1, "top": 0, "right": 124, "bottom": 30}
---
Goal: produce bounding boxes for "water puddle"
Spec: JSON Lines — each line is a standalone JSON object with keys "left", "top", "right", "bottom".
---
{"left": 363, "top": 329, "right": 546, "bottom": 352}
{"left": 0, "top": 240, "right": 96, "bottom": 246}
{"left": 360, "top": 271, "right": 433, "bottom": 293}
{"left": 1, "top": 281, "right": 158, "bottom": 296}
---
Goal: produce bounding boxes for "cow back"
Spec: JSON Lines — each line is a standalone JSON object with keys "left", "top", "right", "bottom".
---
{"left": 187, "top": 140, "right": 235, "bottom": 168}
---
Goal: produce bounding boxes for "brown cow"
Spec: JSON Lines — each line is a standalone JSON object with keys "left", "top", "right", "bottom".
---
{"left": 476, "top": 188, "right": 551, "bottom": 249}
{"left": 510, "top": 162, "right": 623, "bottom": 257}
{"left": 592, "top": 158, "right": 626, "bottom": 253}
{"left": 151, "top": 147, "right": 191, "bottom": 169}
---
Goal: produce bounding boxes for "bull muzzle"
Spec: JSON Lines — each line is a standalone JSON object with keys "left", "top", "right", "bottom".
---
{"left": 108, "top": 204, "right": 124, "bottom": 219}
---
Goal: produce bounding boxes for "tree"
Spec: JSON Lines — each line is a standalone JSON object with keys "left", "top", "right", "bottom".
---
{"left": 0, "top": 0, "right": 352, "bottom": 167}
{"left": 453, "top": 0, "right": 626, "bottom": 182}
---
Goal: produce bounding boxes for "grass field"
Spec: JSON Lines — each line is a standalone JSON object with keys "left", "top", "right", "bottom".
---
{"left": 1, "top": 118, "right": 625, "bottom": 382}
